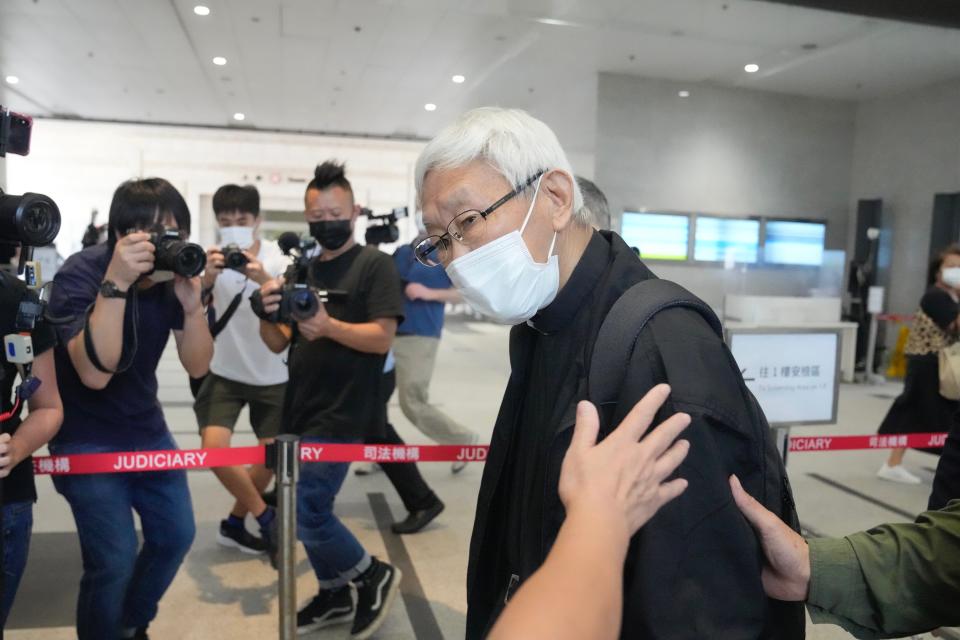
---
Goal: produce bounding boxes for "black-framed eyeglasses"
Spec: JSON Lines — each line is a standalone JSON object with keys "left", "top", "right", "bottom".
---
{"left": 414, "top": 170, "right": 544, "bottom": 267}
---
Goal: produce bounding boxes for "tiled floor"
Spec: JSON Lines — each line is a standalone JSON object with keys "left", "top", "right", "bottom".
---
{"left": 5, "top": 318, "right": 950, "bottom": 639}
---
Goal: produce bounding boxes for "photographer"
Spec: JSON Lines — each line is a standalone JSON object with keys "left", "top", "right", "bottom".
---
{"left": 47, "top": 178, "right": 212, "bottom": 640}
{"left": 258, "top": 161, "right": 402, "bottom": 639}
{"left": 195, "top": 184, "right": 287, "bottom": 558}
{"left": 0, "top": 271, "right": 64, "bottom": 626}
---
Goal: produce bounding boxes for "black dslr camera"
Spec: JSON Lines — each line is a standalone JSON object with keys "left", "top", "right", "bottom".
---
{"left": 250, "top": 232, "right": 346, "bottom": 324}
{"left": 221, "top": 244, "right": 249, "bottom": 272}
{"left": 0, "top": 106, "right": 67, "bottom": 333}
{"left": 363, "top": 206, "right": 408, "bottom": 246}
{"left": 149, "top": 228, "right": 206, "bottom": 278}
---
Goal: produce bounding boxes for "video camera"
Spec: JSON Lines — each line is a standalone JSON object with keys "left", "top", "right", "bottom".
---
{"left": 149, "top": 228, "right": 206, "bottom": 278}
{"left": 363, "top": 206, "right": 408, "bottom": 246}
{"left": 250, "top": 232, "right": 346, "bottom": 324}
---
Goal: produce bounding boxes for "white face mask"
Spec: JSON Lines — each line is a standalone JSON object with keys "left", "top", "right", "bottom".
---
{"left": 943, "top": 267, "right": 960, "bottom": 289}
{"left": 445, "top": 177, "right": 559, "bottom": 325}
{"left": 219, "top": 225, "right": 255, "bottom": 249}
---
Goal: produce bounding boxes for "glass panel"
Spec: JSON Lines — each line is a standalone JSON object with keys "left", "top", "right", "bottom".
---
{"left": 620, "top": 212, "right": 689, "bottom": 261}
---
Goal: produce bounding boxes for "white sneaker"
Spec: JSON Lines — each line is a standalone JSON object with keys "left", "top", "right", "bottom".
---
{"left": 877, "top": 463, "right": 922, "bottom": 484}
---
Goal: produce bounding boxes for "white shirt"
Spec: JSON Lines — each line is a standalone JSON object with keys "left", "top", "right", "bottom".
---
{"left": 210, "top": 240, "right": 290, "bottom": 386}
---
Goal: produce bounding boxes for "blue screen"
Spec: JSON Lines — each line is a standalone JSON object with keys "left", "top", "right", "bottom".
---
{"left": 694, "top": 216, "right": 760, "bottom": 263}
{"left": 621, "top": 212, "right": 689, "bottom": 261}
{"left": 764, "top": 221, "right": 826, "bottom": 266}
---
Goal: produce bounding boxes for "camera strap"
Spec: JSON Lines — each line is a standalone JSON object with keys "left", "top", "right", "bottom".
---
{"left": 84, "top": 286, "right": 139, "bottom": 375}
{"left": 210, "top": 287, "right": 245, "bottom": 339}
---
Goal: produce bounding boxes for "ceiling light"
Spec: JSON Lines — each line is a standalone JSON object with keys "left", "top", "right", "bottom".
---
{"left": 424, "top": 103, "right": 437, "bottom": 112}
{"left": 193, "top": 5, "right": 210, "bottom": 16}
{"left": 233, "top": 112, "right": 245, "bottom": 121}
{"left": 678, "top": 90, "right": 690, "bottom": 98}
{"left": 744, "top": 63, "right": 759, "bottom": 73}
{"left": 452, "top": 74, "right": 465, "bottom": 84}
{"left": 213, "top": 56, "right": 227, "bottom": 66}
{"left": 4, "top": 76, "right": 19, "bottom": 85}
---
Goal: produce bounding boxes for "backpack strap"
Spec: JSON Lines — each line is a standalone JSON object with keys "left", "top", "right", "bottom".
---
{"left": 588, "top": 279, "right": 722, "bottom": 406}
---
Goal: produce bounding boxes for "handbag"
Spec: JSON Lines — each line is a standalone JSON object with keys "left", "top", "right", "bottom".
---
{"left": 938, "top": 341, "right": 960, "bottom": 400}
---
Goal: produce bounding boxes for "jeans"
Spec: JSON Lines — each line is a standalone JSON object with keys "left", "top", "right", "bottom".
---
{"left": 51, "top": 433, "right": 196, "bottom": 640}
{"left": 298, "top": 437, "right": 371, "bottom": 589}
{"left": 1, "top": 500, "right": 33, "bottom": 627}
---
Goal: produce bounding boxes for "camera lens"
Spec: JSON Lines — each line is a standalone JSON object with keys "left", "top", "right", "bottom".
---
{"left": 224, "top": 248, "right": 249, "bottom": 270}
{"left": 289, "top": 287, "right": 319, "bottom": 322}
{"left": 174, "top": 243, "right": 207, "bottom": 278}
{"left": 0, "top": 192, "right": 61, "bottom": 246}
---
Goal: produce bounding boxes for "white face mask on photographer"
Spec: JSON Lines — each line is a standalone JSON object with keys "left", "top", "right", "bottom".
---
{"left": 445, "top": 176, "right": 559, "bottom": 325}
{"left": 219, "top": 225, "right": 255, "bottom": 249}
{"left": 943, "top": 267, "right": 960, "bottom": 289}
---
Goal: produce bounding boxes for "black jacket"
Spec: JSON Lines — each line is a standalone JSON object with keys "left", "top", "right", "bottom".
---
{"left": 465, "top": 231, "right": 805, "bottom": 639}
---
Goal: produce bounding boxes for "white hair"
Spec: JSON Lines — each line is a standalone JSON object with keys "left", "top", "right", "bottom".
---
{"left": 415, "top": 107, "right": 587, "bottom": 224}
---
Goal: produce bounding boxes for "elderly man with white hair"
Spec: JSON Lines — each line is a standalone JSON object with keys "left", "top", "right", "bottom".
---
{"left": 414, "top": 107, "right": 805, "bottom": 639}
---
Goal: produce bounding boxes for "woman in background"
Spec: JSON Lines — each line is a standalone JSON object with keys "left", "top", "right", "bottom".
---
{"left": 877, "top": 245, "right": 960, "bottom": 484}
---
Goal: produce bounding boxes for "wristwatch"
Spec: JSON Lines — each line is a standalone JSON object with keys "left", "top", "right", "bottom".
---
{"left": 100, "top": 280, "right": 128, "bottom": 299}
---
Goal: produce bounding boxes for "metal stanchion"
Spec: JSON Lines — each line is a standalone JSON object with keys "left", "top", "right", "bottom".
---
{"left": 273, "top": 435, "right": 300, "bottom": 640}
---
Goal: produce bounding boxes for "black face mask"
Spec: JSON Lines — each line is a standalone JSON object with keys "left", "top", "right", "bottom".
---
{"left": 310, "top": 220, "right": 353, "bottom": 251}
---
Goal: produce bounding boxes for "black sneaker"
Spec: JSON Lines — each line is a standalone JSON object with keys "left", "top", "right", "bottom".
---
{"left": 260, "top": 513, "right": 279, "bottom": 569}
{"left": 296, "top": 587, "right": 355, "bottom": 635}
{"left": 351, "top": 558, "right": 401, "bottom": 639}
{"left": 391, "top": 499, "right": 445, "bottom": 535}
{"left": 216, "top": 520, "right": 266, "bottom": 555}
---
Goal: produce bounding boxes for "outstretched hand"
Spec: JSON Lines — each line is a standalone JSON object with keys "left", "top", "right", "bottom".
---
{"left": 559, "top": 384, "right": 691, "bottom": 541}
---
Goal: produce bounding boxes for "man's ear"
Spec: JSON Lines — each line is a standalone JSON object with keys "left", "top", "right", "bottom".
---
{"left": 540, "top": 170, "right": 576, "bottom": 232}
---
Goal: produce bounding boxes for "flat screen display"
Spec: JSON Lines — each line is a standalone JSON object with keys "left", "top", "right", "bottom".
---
{"left": 694, "top": 216, "right": 760, "bottom": 263}
{"left": 621, "top": 212, "right": 689, "bottom": 261}
{"left": 764, "top": 220, "right": 826, "bottom": 266}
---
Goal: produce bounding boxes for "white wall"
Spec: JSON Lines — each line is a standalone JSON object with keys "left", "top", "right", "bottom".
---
{"left": 848, "top": 78, "right": 960, "bottom": 317}
{"left": 4, "top": 120, "right": 426, "bottom": 257}
{"left": 595, "top": 74, "right": 857, "bottom": 310}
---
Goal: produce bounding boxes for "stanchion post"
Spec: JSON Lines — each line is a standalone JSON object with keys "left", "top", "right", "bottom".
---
{"left": 274, "top": 435, "right": 300, "bottom": 640}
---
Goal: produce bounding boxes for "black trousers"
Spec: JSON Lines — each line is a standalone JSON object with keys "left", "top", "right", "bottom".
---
{"left": 366, "top": 370, "right": 438, "bottom": 513}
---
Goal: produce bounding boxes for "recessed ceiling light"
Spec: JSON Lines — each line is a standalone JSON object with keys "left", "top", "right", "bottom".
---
{"left": 213, "top": 56, "right": 227, "bottom": 66}
{"left": 233, "top": 112, "right": 245, "bottom": 121}
{"left": 452, "top": 74, "right": 465, "bottom": 84}
{"left": 424, "top": 103, "right": 437, "bottom": 112}
{"left": 678, "top": 90, "right": 690, "bottom": 98}
{"left": 193, "top": 5, "right": 210, "bottom": 16}
{"left": 744, "top": 63, "right": 760, "bottom": 73}
{"left": 4, "top": 75, "right": 19, "bottom": 85}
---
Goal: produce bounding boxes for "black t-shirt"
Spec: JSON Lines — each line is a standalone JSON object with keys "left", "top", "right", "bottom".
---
{"left": 0, "top": 272, "right": 57, "bottom": 504}
{"left": 283, "top": 245, "right": 404, "bottom": 439}
{"left": 921, "top": 286, "right": 959, "bottom": 331}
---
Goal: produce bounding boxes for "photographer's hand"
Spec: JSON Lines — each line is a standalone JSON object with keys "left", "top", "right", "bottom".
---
{"left": 105, "top": 232, "right": 155, "bottom": 290}
{"left": 242, "top": 251, "right": 271, "bottom": 285}
{"left": 297, "top": 298, "right": 331, "bottom": 341}
{"left": 259, "top": 277, "right": 284, "bottom": 316}
{"left": 174, "top": 275, "right": 204, "bottom": 316}
{"left": 173, "top": 275, "right": 213, "bottom": 379}
{"left": 201, "top": 247, "right": 225, "bottom": 290}
{"left": 0, "top": 433, "right": 20, "bottom": 479}
{"left": 257, "top": 277, "right": 292, "bottom": 353}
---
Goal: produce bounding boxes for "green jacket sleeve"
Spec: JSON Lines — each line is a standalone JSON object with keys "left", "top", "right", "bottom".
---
{"left": 806, "top": 500, "right": 960, "bottom": 638}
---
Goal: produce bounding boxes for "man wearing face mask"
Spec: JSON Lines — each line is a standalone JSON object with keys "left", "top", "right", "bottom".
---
{"left": 257, "top": 161, "right": 403, "bottom": 639}
{"left": 415, "top": 108, "right": 804, "bottom": 640}
{"left": 193, "top": 184, "right": 289, "bottom": 559}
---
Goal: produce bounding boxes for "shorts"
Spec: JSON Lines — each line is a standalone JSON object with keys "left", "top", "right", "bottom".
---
{"left": 194, "top": 373, "right": 285, "bottom": 439}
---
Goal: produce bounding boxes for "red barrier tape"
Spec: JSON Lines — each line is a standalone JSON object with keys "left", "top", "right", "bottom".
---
{"left": 32, "top": 444, "right": 489, "bottom": 476}
{"left": 32, "top": 434, "right": 949, "bottom": 476}
{"left": 789, "top": 432, "right": 947, "bottom": 452}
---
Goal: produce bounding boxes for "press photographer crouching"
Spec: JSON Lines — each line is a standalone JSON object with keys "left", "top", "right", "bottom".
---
{"left": 47, "top": 178, "right": 212, "bottom": 640}
{"left": 254, "top": 161, "right": 402, "bottom": 638}
{"left": 194, "top": 184, "right": 289, "bottom": 560}
{"left": 0, "top": 108, "right": 65, "bottom": 626}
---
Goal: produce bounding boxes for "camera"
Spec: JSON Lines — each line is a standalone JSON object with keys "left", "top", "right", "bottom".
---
{"left": 222, "top": 244, "right": 249, "bottom": 272}
{"left": 149, "top": 229, "right": 206, "bottom": 278}
{"left": 0, "top": 105, "right": 72, "bottom": 346}
{"left": 250, "top": 232, "right": 346, "bottom": 324}
{"left": 363, "top": 206, "right": 408, "bottom": 246}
